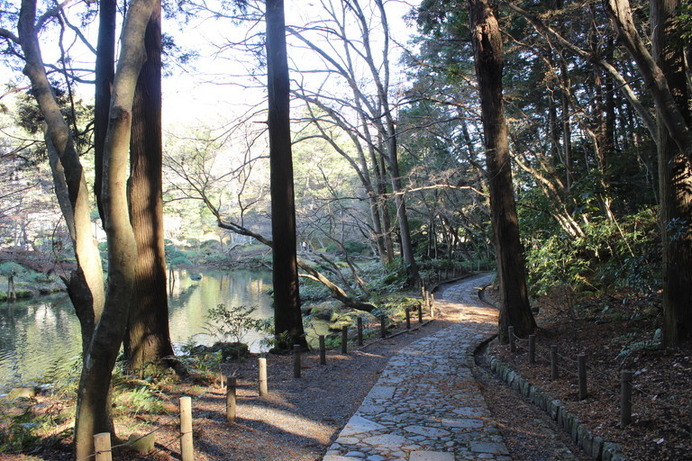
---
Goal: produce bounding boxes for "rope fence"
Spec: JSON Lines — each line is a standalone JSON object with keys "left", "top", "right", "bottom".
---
{"left": 83, "top": 284, "right": 442, "bottom": 461}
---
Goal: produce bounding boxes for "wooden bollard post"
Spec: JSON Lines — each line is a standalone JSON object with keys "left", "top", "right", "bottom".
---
{"left": 94, "top": 432, "right": 112, "bottom": 461}
{"left": 319, "top": 335, "right": 326, "bottom": 365}
{"left": 578, "top": 354, "right": 588, "bottom": 400}
{"left": 226, "top": 377, "right": 237, "bottom": 422}
{"left": 621, "top": 370, "right": 632, "bottom": 427}
{"left": 430, "top": 294, "right": 435, "bottom": 318}
{"left": 550, "top": 344, "right": 559, "bottom": 380}
{"left": 341, "top": 327, "right": 348, "bottom": 354}
{"left": 380, "top": 315, "right": 386, "bottom": 338}
{"left": 508, "top": 326, "right": 515, "bottom": 352}
{"left": 418, "top": 303, "right": 423, "bottom": 323}
{"left": 293, "top": 344, "right": 302, "bottom": 378}
{"left": 405, "top": 308, "right": 411, "bottom": 329}
{"left": 179, "top": 396, "right": 194, "bottom": 461}
{"left": 528, "top": 335, "right": 536, "bottom": 364}
{"left": 258, "top": 357, "right": 268, "bottom": 397}
{"left": 357, "top": 317, "right": 364, "bottom": 346}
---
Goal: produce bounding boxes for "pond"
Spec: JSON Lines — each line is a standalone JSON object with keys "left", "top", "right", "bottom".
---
{"left": 0, "top": 269, "right": 274, "bottom": 393}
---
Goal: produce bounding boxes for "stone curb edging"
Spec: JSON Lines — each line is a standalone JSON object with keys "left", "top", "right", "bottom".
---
{"left": 476, "top": 285, "right": 626, "bottom": 461}
{"left": 485, "top": 353, "right": 627, "bottom": 461}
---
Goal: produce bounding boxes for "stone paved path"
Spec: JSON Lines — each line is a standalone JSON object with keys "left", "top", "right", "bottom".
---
{"left": 323, "top": 274, "right": 512, "bottom": 461}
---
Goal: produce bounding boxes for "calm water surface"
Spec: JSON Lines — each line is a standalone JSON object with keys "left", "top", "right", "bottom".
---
{"left": 0, "top": 270, "right": 273, "bottom": 392}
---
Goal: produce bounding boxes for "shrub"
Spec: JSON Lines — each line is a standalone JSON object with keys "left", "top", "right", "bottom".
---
{"left": 204, "top": 304, "right": 266, "bottom": 344}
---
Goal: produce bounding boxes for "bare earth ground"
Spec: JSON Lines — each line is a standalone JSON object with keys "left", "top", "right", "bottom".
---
{"left": 483, "top": 287, "right": 692, "bottom": 461}
{"left": 3, "top": 278, "right": 690, "bottom": 460}
{"left": 4, "top": 318, "right": 459, "bottom": 461}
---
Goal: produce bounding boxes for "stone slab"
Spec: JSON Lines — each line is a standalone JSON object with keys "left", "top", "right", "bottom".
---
{"left": 367, "top": 385, "right": 396, "bottom": 399}
{"left": 469, "top": 441, "right": 510, "bottom": 455}
{"left": 404, "top": 425, "right": 450, "bottom": 437}
{"left": 409, "top": 451, "right": 455, "bottom": 461}
{"left": 339, "top": 415, "right": 386, "bottom": 437}
{"left": 362, "top": 433, "right": 410, "bottom": 449}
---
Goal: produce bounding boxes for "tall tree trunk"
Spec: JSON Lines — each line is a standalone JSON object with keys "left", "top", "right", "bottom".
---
{"left": 74, "top": 0, "right": 153, "bottom": 457}
{"left": 559, "top": 57, "right": 573, "bottom": 192}
{"left": 371, "top": 144, "right": 395, "bottom": 263}
{"left": 467, "top": 0, "right": 536, "bottom": 340}
{"left": 94, "top": 0, "right": 116, "bottom": 221}
{"left": 18, "top": 0, "right": 105, "bottom": 355}
{"left": 652, "top": 0, "right": 692, "bottom": 346}
{"left": 384, "top": 131, "right": 420, "bottom": 283}
{"left": 266, "top": 0, "right": 307, "bottom": 349}
{"left": 367, "top": 0, "right": 419, "bottom": 283}
{"left": 125, "top": 0, "right": 175, "bottom": 372}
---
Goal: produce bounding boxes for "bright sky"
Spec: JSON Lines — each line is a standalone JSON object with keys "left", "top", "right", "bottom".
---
{"left": 162, "top": 0, "right": 421, "bottom": 128}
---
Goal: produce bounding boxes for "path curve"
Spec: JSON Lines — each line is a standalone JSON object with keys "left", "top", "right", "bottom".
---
{"left": 323, "top": 273, "right": 511, "bottom": 461}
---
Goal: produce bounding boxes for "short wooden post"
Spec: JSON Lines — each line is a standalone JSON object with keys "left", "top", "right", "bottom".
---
{"left": 528, "top": 335, "right": 536, "bottom": 364}
{"left": 578, "top": 354, "right": 588, "bottom": 400}
{"left": 405, "top": 308, "right": 411, "bottom": 329}
{"left": 341, "top": 327, "right": 348, "bottom": 354}
{"left": 319, "top": 335, "right": 326, "bottom": 365}
{"left": 417, "top": 303, "right": 423, "bottom": 323}
{"left": 380, "top": 314, "right": 386, "bottom": 338}
{"left": 508, "top": 326, "right": 515, "bottom": 352}
{"left": 258, "top": 357, "right": 268, "bottom": 397}
{"left": 357, "top": 317, "right": 364, "bottom": 346}
{"left": 94, "top": 432, "right": 112, "bottom": 461}
{"left": 430, "top": 294, "right": 435, "bottom": 318}
{"left": 293, "top": 344, "right": 302, "bottom": 378}
{"left": 179, "top": 396, "right": 194, "bottom": 461}
{"left": 550, "top": 344, "right": 559, "bottom": 380}
{"left": 226, "top": 377, "right": 237, "bottom": 422}
{"left": 621, "top": 370, "right": 632, "bottom": 427}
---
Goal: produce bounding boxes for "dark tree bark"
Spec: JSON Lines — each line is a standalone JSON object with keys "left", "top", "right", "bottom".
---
{"left": 94, "top": 0, "right": 116, "bottom": 221}
{"left": 265, "top": 0, "right": 307, "bottom": 349}
{"left": 125, "top": 0, "right": 175, "bottom": 372}
{"left": 467, "top": 0, "right": 536, "bottom": 340}
{"left": 651, "top": 0, "right": 692, "bottom": 345}
{"left": 74, "top": 0, "right": 153, "bottom": 457}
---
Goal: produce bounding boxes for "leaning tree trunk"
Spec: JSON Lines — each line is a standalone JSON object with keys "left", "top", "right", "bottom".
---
{"left": 74, "top": 0, "right": 153, "bottom": 457}
{"left": 125, "top": 0, "right": 175, "bottom": 373}
{"left": 651, "top": 0, "right": 692, "bottom": 346}
{"left": 467, "top": 0, "right": 536, "bottom": 340}
{"left": 17, "top": 0, "right": 105, "bottom": 354}
{"left": 606, "top": 0, "right": 692, "bottom": 161}
{"left": 266, "top": 0, "right": 307, "bottom": 349}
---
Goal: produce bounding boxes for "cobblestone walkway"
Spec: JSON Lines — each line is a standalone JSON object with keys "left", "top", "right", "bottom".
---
{"left": 323, "top": 274, "right": 512, "bottom": 461}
